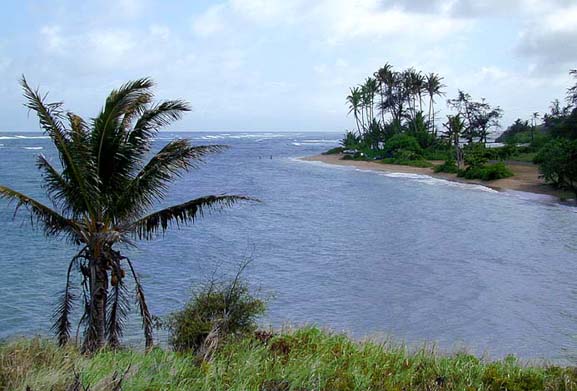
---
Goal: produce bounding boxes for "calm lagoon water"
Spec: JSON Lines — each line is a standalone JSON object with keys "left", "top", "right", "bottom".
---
{"left": 1, "top": 131, "right": 577, "bottom": 361}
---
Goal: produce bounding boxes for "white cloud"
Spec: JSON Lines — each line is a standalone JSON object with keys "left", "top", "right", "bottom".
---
{"left": 40, "top": 26, "right": 66, "bottom": 53}
{"left": 3, "top": 0, "right": 576, "bottom": 131}
{"left": 149, "top": 25, "right": 171, "bottom": 41}
{"left": 192, "top": 4, "right": 227, "bottom": 36}
{"left": 88, "top": 30, "right": 135, "bottom": 60}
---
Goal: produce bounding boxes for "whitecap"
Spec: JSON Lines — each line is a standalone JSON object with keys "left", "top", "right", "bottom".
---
{"left": 15, "top": 135, "right": 49, "bottom": 139}
{"left": 381, "top": 171, "right": 498, "bottom": 193}
{"left": 302, "top": 139, "right": 340, "bottom": 143}
{"left": 23, "top": 146, "right": 43, "bottom": 150}
{"left": 0, "top": 135, "right": 50, "bottom": 140}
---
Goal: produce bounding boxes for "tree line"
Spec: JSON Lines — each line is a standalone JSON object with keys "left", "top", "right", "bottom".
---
{"left": 342, "top": 63, "right": 504, "bottom": 176}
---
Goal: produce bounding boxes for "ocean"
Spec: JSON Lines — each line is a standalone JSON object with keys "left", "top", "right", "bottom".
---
{"left": 1, "top": 131, "right": 577, "bottom": 362}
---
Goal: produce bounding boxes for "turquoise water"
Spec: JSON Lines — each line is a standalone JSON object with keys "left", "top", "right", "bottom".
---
{"left": 1, "top": 132, "right": 577, "bottom": 361}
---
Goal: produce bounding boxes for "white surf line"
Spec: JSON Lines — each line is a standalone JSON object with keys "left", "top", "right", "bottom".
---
{"left": 291, "top": 156, "right": 500, "bottom": 194}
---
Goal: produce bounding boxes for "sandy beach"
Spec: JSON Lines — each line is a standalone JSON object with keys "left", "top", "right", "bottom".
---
{"left": 302, "top": 153, "right": 568, "bottom": 199}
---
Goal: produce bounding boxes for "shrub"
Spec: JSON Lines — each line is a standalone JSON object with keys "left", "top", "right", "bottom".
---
{"left": 166, "top": 270, "right": 265, "bottom": 354}
{"left": 463, "top": 143, "right": 488, "bottom": 168}
{"left": 383, "top": 134, "right": 423, "bottom": 159}
{"left": 534, "top": 139, "right": 577, "bottom": 195}
{"left": 458, "top": 162, "right": 513, "bottom": 181}
{"left": 340, "top": 131, "right": 359, "bottom": 148}
{"left": 493, "top": 143, "right": 518, "bottom": 160}
{"left": 422, "top": 147, "right": 450, "bottom": 161}
{"left": 434, "top": 159, "right": 459, "bottom": 173}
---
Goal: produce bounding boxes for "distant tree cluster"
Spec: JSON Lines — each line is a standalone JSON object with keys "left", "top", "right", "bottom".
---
{"left": 346, "top": 63, "right": 445, "bottom": 151}
{"left": 342, "top": 63, "right": 505, "bottom": 180}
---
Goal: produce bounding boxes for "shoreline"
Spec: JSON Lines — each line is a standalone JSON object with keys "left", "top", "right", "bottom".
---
{"left": 301, "top": 153, "right": 569, "bottom": 200}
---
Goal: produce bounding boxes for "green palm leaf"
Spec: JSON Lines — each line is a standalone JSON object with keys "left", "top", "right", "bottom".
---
{"left": 111, "top": 142, "right": 225, "bottom": 221}
{"left": 0, "top": 185, "right": 82, "bottom": 242}
{"left": 127, "top": 195, "right": 254, "bottom": 240}
{"left": 21, "top": 77, "right": 99, "bottom": 219}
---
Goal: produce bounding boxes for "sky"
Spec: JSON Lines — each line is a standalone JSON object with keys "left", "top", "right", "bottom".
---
{"left": 0, "top": 0, "right": 576, "bottom": 132}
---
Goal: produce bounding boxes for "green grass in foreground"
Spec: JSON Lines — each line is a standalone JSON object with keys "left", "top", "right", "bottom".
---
{"left": 2, "top": 327, "right": 577, "bottom": 391}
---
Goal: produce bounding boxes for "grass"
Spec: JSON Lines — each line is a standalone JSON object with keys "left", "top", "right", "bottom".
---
{"left": 3, "top": 327, "right": 577, "bottom": 391}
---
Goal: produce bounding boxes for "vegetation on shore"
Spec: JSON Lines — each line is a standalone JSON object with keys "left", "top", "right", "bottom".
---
{"left": 339, "top": 64, "right": 577, "bottom": 197}
{"left": 4, "top": 329, "right": 577, "bottom": 391}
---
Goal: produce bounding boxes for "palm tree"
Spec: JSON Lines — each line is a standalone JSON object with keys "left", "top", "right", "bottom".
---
{"left": 0, "top": 77, "right": 251, "bottom": 352}
{"left": 361, "top": 78, "right": 378, "bottom": 127}
{"left": 374, "top": 63, "right": 393, "bottom": 124}
{"left": 403, "top": 69, "right": 424, "bottom": 116}
{"left": 346, "top": 87, "right": 363, "bottom": 135}
{"left": 425, "top": 73, "right": 445, "bottom": 135}
{"left": 443, "top": 114, "right": 465, "bottom": 169}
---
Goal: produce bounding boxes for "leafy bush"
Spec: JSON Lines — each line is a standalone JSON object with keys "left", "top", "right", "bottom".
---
{"left": 458, "top": 162, "right": 513, "bottom": 181}
{"left": 166, "top": 271, "right": 265, "bottom": 354}
{"left": 383, "top": 134, "right": 423, "bottom": 159}
{"left": 422, "top": 147, "right": 450, "bottom": 161}
{"left": 534, "top": 138, "right": 577, "bottom": 196}
{"left": 495, "top": 143, "right": 518, "bottom": 160}
{"left": 434, "top": 159, "right": 459, "bottom": 173}
{"left": 340, "top": 131, "right": 359, "bottom": 148}
{"left": 463, "top": 143, "right": 488, "bottom": 168}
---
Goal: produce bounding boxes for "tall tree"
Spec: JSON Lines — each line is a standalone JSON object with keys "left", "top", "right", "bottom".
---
{"left": 0, "top": 77, "right": 251, "bottom": 352}
{"left": 346, "top": 87, "right": 363, "bottom": 135}
{"left": 362, "top": 77, "right": 378, "bottom": 125}
{"left": 425, "top": 73, "right": 445, "bottom": 136}
{"left": 443, "top": 114, "right": 465, "bottom": 169}
{"left": 374, "top": 63, "right": 394, "bottom": 125}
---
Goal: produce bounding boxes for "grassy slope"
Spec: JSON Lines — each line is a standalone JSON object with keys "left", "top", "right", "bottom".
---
{"left": 2, "top": 328, "right": 577, "bottom": 391}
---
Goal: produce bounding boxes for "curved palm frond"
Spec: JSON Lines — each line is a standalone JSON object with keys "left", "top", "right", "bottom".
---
{"left": 52, "top": 248, "right": 88, "bottom": 346}
{"left": 128, "top": 100, "right": 191, "bottom": 153}
{"left": 36, "top": 154, "right": 88, "bottom": 215}
{"left": 124, "top": 257, "right": 153, "bottom": 349}
{"left": 111, "top": 142, "right": 225, "bottom": 221}
{"left": 106, "top": 278, "right": 129, "bottom": 348}
{"left": 21, "top": 77, "right": 98, "bottom": 219}
{"left": 0, "top": 185, "right": 82, "bottom": 242}
{"left": 91, "top": 78, "right": 155, "bottom": 191}
{"left": 115, "top": 100, "right": 192, "bottom": 186}
{"left": 127, "top": 195, "right": 254, "bottom": 240}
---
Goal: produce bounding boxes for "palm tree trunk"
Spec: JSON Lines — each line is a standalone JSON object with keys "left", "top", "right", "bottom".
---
{"left": 428, "top": 96, "right": 433, "bottom": 133}
{"left": 380, "top": 91, "right": 385, "bottom": 124}
{"left": 84, "top": 255, "right": 108, "bottom": 352}
{"left": 354, "top": 112, "right": 361, "bottom": 135}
